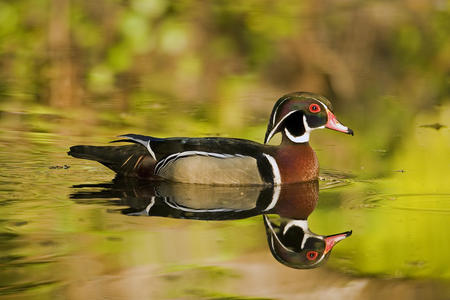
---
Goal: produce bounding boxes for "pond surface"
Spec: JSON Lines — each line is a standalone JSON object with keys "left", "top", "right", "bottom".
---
{"left": 0, "top": 100, "right": 449, "bottom": 300}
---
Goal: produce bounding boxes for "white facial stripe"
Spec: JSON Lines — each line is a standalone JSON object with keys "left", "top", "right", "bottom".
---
{"left": 315, "top": 99, "right": 330, "bottom": 111}
{"left": 303, "top": 114, "right": 325, "bottom": 131}
{"left": 265, "top": 110, "right": 298, "bottom": 144}
{"left": 271, "top": 98, "right": 289, "bottom": 126}
{"left": 264, "top": 216, "right": 292, "bottom": 252}
{"left": 301, "top": 233, "right": 317, "bottom": 249}
{"left": 303, "top": 114, "right": 312, "bottom": 131}
{"left": 262, "top": 153, "right": 281, "bottom": 185}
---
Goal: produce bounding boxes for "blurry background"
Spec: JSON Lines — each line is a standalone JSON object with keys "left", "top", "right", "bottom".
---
{"left": 1, "top": 0, "right": 449, "bottom": 174}
{"left": 0, "top": 0, "right": 449, "bottom": 299}
{"left": 1, "top": 0, "right": 448, "bottom": 123}
{"left": 1, "top": 0, "right": 448, "bottom": 173}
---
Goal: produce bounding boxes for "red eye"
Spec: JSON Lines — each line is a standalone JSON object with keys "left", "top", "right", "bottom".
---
{"left": 306, "top": 251, "right": 319, "bottom": 261}
{"left": 309, "top": 103, "right": 321, "bottom": 113}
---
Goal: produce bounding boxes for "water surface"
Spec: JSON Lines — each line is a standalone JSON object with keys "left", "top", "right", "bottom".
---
{"left": 0, "top": 102, "right": 449, "bottom": 299}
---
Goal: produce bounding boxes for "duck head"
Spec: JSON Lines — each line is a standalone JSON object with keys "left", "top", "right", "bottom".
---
{"left": 264, "top": 92, "right": 354, "bottom": 144}
{"left": 263, "top": 215, "right": 352, "bottom": 269}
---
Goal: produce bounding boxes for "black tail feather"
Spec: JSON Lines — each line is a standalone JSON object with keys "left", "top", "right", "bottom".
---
{"left": 68, "top": 144, "right": 155, "bottom": 177}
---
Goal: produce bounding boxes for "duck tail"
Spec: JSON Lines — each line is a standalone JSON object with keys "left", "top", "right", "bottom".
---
{"left": 68, "top": 144, "right": 155, "bottom": 177}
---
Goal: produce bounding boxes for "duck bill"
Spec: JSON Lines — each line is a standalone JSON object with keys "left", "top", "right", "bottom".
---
{"left": 326, "top": 110, "right": 354, "bottom": 135}
{"left": 323, "top": 230, "right": 352, "bottom": 255}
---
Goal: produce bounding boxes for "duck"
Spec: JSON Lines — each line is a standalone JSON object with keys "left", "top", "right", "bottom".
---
{"left": 263, "top": 215, "right": 352, "bottom": 269}
{"left": 68, "top": 92, "right": 353, "bottom": 185}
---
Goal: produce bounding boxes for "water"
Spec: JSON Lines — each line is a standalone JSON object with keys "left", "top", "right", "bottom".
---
{"left": 0, "top": 102, "right": 449, "bottom": 299}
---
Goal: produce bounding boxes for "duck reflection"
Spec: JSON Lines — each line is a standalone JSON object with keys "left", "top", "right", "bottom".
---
{"left": 71, "top": 178, "right": 351, "bottom": 269}
{"left": 264, "top": 216, "right": 351, "bottom": 269}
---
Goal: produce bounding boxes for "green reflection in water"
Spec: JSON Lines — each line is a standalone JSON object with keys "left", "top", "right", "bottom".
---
{"left": 0, "top": 103, "right": 448, "bottom": 298}
{"left": 311, "top": 105, "right": 450, "bottom": 280}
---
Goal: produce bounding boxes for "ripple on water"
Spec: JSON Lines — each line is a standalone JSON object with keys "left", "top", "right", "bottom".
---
{"left": 319, "top": 169, "right": 355, "bottom": 190}
{"left": 359, "top": 192, "right": 450, "bottom": 214}
{"left": 385, "top": 194, "right": 450, "bottom": 214}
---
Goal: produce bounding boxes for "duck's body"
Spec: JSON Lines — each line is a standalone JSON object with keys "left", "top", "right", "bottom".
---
{"left": 68, "top": 92, "right": 353, "bottom": 185}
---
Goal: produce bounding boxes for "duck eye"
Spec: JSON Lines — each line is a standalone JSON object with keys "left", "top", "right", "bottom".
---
{"left": 309, "top": 104, "right": 321, "bottom": 113}
{"left": 306, "top": 250, "right": 319, "bottom": 261}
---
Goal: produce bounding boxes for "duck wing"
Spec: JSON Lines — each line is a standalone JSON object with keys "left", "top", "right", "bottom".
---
{"left": 116, "top": 134, "right": 275, "bottom": 184}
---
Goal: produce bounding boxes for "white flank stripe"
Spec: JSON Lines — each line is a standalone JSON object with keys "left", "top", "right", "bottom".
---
{"left": 263, "top": 153, "right": 281, "bottom": 185}
{"left": 155, "top": 151, "right": 241, "bottom": 175}
{"left": 163, "top": 198, "right": 237, "bottom": 213}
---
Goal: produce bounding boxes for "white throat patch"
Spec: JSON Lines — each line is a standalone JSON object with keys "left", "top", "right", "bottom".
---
{"left": 284, "top": 115, "right": 311, "bottom": 143}
{"left": 283, "top": 219, "right": 320, "bottom": 249}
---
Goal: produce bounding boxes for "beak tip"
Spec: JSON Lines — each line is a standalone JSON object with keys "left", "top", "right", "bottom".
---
{"left": 346, "top": 230, "right": 352, "bottom": 237}
{"left": 347, "top": 128, "right": 354, "bottom": 136}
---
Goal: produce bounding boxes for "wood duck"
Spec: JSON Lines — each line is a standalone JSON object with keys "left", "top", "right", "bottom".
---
{"left": 68, "top": 92, "right": 353, "bottom": 185}
{"left": 263, "top": 215, "right": 351, "bottom": 269}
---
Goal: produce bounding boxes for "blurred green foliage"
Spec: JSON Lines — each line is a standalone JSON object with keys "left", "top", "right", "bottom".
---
{"left": 0, "top": 0, "right": 448, "bottom": 108}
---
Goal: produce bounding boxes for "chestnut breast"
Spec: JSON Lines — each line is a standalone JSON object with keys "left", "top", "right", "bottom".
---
{"left": 274, "top": 181, "right": 319, "bottom": 219}
{"left": 274, "top": 143, "right": 319, "bottom": 184}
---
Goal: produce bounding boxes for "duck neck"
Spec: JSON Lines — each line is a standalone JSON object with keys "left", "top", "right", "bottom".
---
{"left": 282, "top": 128, "right": 310, "bottom": 145}
{"left": 282, "top": 113, "right": 312, "bottom": 144}
{"left": 274, "top": 140, "right": 318, "bottom": 184}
